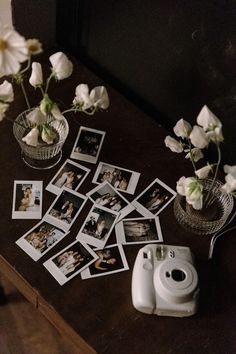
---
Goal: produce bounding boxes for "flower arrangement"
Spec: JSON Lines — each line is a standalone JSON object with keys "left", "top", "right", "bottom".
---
{"left": 164, "top": 105, "right": 236, "bottom": 211}
{"left": 0, "top": 22, "right": 109, "bottom": 146}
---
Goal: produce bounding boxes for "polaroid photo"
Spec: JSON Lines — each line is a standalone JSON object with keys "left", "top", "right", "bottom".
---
{"left": 115, "top": 216, "right": 163, "bottom": 245}
{"left": 44, "top": 188, "right": 87, "bottom": 231}
{"left": 16, "top": 221, "right": 69, "bottom": 261}
{"left": 81, "top": 244, "right": 129, "bottom": 279}
{"left": 70, "top": 126, "right": 106, "bottom": 164}
{"left": 43, "top": 240, "right": 98, "bottom": 285}
{"left": 86, "top": 181, "right": 135, "bottom": 222}
{"left": 92, "top": 162, "right": 140, "bottom": 195}
{"left": 132, "top": 178, "right": 176, "bottom": 217}
{"left": 76, "top": 204, "right": 119, "bottom": 248}
{"left": 12, "top": 180, "right": 43, "bottom": 219}
{"left": 46, "top": 159, "right": 90, "bottom": 195}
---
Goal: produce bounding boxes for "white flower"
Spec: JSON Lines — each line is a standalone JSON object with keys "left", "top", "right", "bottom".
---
{"left": 41, "top": 125, "right": 57, "bottom": 144}
{"left": 189, "top": 125, "right": 209, "bottom": 148}
{"left": 49, "top": 52, "right": 73, "bottom": 80}
{"left": 224, "top": 164, "right": 236, "bottom": 178}
{"left": 221, "top": 174, "right": 236, "bottom": 194}
{"left": 0, "top": 102, "right": 9, "bottom": 121}
{"left": 90, "top": 86, "right": 110, "bottom": 110}
{"left": 26, "top": 107, "right": 47, "bottom": 125}
{"left": 164, "top": 136, "right": 183, "bottom": 153}
{"left": 185, "top": 148, "right": 203, "bottom": 162}
{"left": 73, "top": 84, "right": 93, "bottom": 109}
{"left": 177, "top": 176, "right": 203, "bottom": 210}
{"left": 173, "top": 118, "right": 192, "bottom": 138}
{"left": 196, "top": 105, "right": 224, "bottom": 143}
{"left": 0, "top": 23, "right": 28, "bottom": 77}
{"left": 22, "top": 127, "right": 39, "bottom": 146}
{"left": 26, "top": 39, "right": 43, "bottom": 55}
{"left": 29, "top": 62, "right": 43, "bottom": 87}
{"left": 195, "top": 165, "right": 212, "bottom": 179}
{"left": 51, "top": 104, "right": 64, "bottom": 120}
{"left": 0, "top": 80, "right": 14, "bottom": 102}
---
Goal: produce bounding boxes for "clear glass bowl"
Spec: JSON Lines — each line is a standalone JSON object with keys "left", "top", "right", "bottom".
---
{"left": 13, "top": 109, "right": 69, "bottom": 169}
{"left": 173, "top": 178, "right": 234, "bottom": 235}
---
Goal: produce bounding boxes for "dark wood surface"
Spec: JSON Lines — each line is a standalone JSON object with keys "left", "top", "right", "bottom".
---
{"left": 0, "top": 52, "right": 236, "bottom": 354}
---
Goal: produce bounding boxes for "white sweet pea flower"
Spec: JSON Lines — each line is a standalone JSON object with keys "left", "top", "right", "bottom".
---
{"left": 41, "top": 125, "right": 57, "bottom": 144}
{"left": 185, "top": 148, "right": 203, "bottom": 162}
{"left": 0, "top": 80, "right": 14, "bottom": 102}
{"left": 224, "top": 165, "right": 236, "bottom": 178}
{"left": 0, "top": 102, "right": 9, "bottom": 121}
{"left": 26, "top": 107, "right": 47, "bottom": 125}
{"left": 164, "top": 136, "right": 183, "bottom": 153}
{"left": 195, "top": 165, "right": 212, "bottom": 179}
{"left": 49, "top": 52, "right": 73, "bottom": 80}
{"left": 29, "top": 62, "right": 43, "bottom": 87}
{"left": 189, "top": 125, "right": 209, "bottom": 149}
{"left": 22, "top": 127, "right": 39, "bottom": 146}
{"left": 0, "top": 23, "right": 28, "bottom": 77}
{"left": 90, "top": 86, "right": 110, "bottom": 110}
{"left": 73, "top": 84, "right": 93, "bottom": 110}
{"left": 177, "top": 176, "right": 203, "bottom": 210}
{"left": 51, "top": 104, "right": 64, "bottom": 121}
{"left": 173, "top": 118, "right": 192, "bottom": 138}
{"left": 221, "top": 174, "right": 236, "bottom": 194}
{"left": 196, "top": 105, "right": 224, "bottom": 143}
{"left": 176, "top": 176, "right": 187, "bottom": 195}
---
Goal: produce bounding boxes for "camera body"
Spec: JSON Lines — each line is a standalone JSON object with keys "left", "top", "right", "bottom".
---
{"left": 131, "top": 244, "right": 199, "bottom": 317}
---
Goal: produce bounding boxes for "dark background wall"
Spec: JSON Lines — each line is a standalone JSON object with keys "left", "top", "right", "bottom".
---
{"left": 12, "top": 0, "right": 236, "bottom": 164}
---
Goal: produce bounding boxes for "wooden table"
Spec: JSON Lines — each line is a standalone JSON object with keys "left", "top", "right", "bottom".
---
{"left": 0, "top": 53, "right": 236, "bottom": 354}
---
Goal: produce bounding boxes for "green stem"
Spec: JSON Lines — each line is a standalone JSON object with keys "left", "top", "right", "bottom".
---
{"left": 20, "top": 81, "right": 31, "bottom": 109}
{"left": 187, "top": 137, "right": 197, "bottom": 171}
{"left": 204, "top": 143, "right": 221, "bottom": 208}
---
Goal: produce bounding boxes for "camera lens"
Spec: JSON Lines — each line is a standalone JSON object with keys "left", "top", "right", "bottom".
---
{"left": 171, "top": 269, "right": 186, "bottom": 282}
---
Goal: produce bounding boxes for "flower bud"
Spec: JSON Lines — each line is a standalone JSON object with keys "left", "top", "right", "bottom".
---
{"left": 29, "top": 62, "right": 43, "bottom": 87}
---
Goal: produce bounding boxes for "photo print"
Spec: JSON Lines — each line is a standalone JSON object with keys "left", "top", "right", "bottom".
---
{"left": 115, "top": 216, "right": 163, "bottom": 245}
{"left": 92, "top": 162, "right": 140, "bottom": 195}
{"left": 43, "top": 240, "right": 98, "bottom": 285}
{"left": 46, "top": 159, "right": 90, "bottom": 195}
{"left": 44, "top": 188, "right": 87, "bottom": 231}
{"left": 86, "top": 181, "right": 135, "bottom": 221}
{"left": 70, "top": 126, "right": 106, "bottom": 164}
{"left": 16, "top": 221, "right": 69, "bottom": 261}
{"left": 132, "top": 178, "right": 176, "bottom": 217}
{"left": 81, "top": 244, "right": 129, "bottom": 279}
{"left": 76, "top": 204, "right": 119, "bottom": 248}
{"left": 12, "top": 180, "right": 43, "bottom": 219}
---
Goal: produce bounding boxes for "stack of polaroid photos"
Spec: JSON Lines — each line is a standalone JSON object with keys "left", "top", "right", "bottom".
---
{"left": 15, "top": 126, "right": 176, "bottom": 285}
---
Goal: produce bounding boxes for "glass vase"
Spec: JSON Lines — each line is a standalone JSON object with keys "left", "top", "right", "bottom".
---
{"left": 173, "top": 178, "right": 234, "bottom": 235}
{"left": 13, "top": 109, "right": 69, "bottom": 170}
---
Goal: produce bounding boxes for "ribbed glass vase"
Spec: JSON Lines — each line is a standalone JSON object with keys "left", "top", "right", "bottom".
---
{"left": 173, "top": 178, "right": 234, "bottom": 235}
{"left": 13, "top": 109, "right": 69, "bottom": 169}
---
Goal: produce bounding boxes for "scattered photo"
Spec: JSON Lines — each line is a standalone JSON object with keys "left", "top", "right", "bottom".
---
{"left": 115, "top": 216, "right": 163, "bottom": 245}
{"left": 43, "top": 240, "right": 98, "bottom": 285}
{"left": 76, "top": 204, "right": 119, "bottom": 248}
{"left": 46, "top": 159, "right": 90, "bottom": 195}
{"left": 86, "top": 181, "right": 135, "bottom": 221}
{"left": 16, "top": 221, "right": 69, "bottom": 261}
{"left": 12, "top": 180, "right": 43, "bottom": 219}
{"left": 81, "top": 244, "right": 129, "bottom": 279}
{"left": 44, "top": 188, "right": 87, "bottom": 231}
{"left": 70, "top": 126, "right": 106, "bottom": 164}
{"left": 132, "top": 178, "right": 176, "bottom": 217}
{"left": 92, "top": 162, "right": 140, "bottom": 195}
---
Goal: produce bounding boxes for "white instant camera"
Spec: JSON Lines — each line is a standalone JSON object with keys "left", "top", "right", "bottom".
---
{"left": 131, "top": 244, "right": 199, "bottom": 317}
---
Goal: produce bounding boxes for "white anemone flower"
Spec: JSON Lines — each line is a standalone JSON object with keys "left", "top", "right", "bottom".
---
{"left": 185, "top": 147, "right": 203, "bottom": 162}
{"left": 29, "top": 62, "right": 43, "bottom": 87}
{"left": 195, "top": 165, "right": 212, "bottom": 179}
{"left": 0, "top": 102, "right": 9, "bottom": 121}
{"left": 73, "top": 84, "right": 93, "bottom": 110}
{"left": 26, "top": 107, "right": 47, "bottom": 125}
{"left": 0, "top": 80, "right": 14, "bottom": 102}
{"left": 49, "top": 51, "right": 73, "bottom": 80}
{"left": 164, "top": 136, "right": 183, "bottom": 153}
{"left": 90, "top": 86, "right": 110, "bottom": 110}
{"left": 26, "top": 38, "right": 43, "bottom": 55}
{"left": 0, "top": 23, "right": 28, "bottom": 77}
{"left": 173, "top": 118, "right": 192, "bottom": 138}
{"left": 189, "top": 125, "right": 209, "bottom": 149}
{"left": 22, "top": 127, "right": 39, "bottom": 146}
